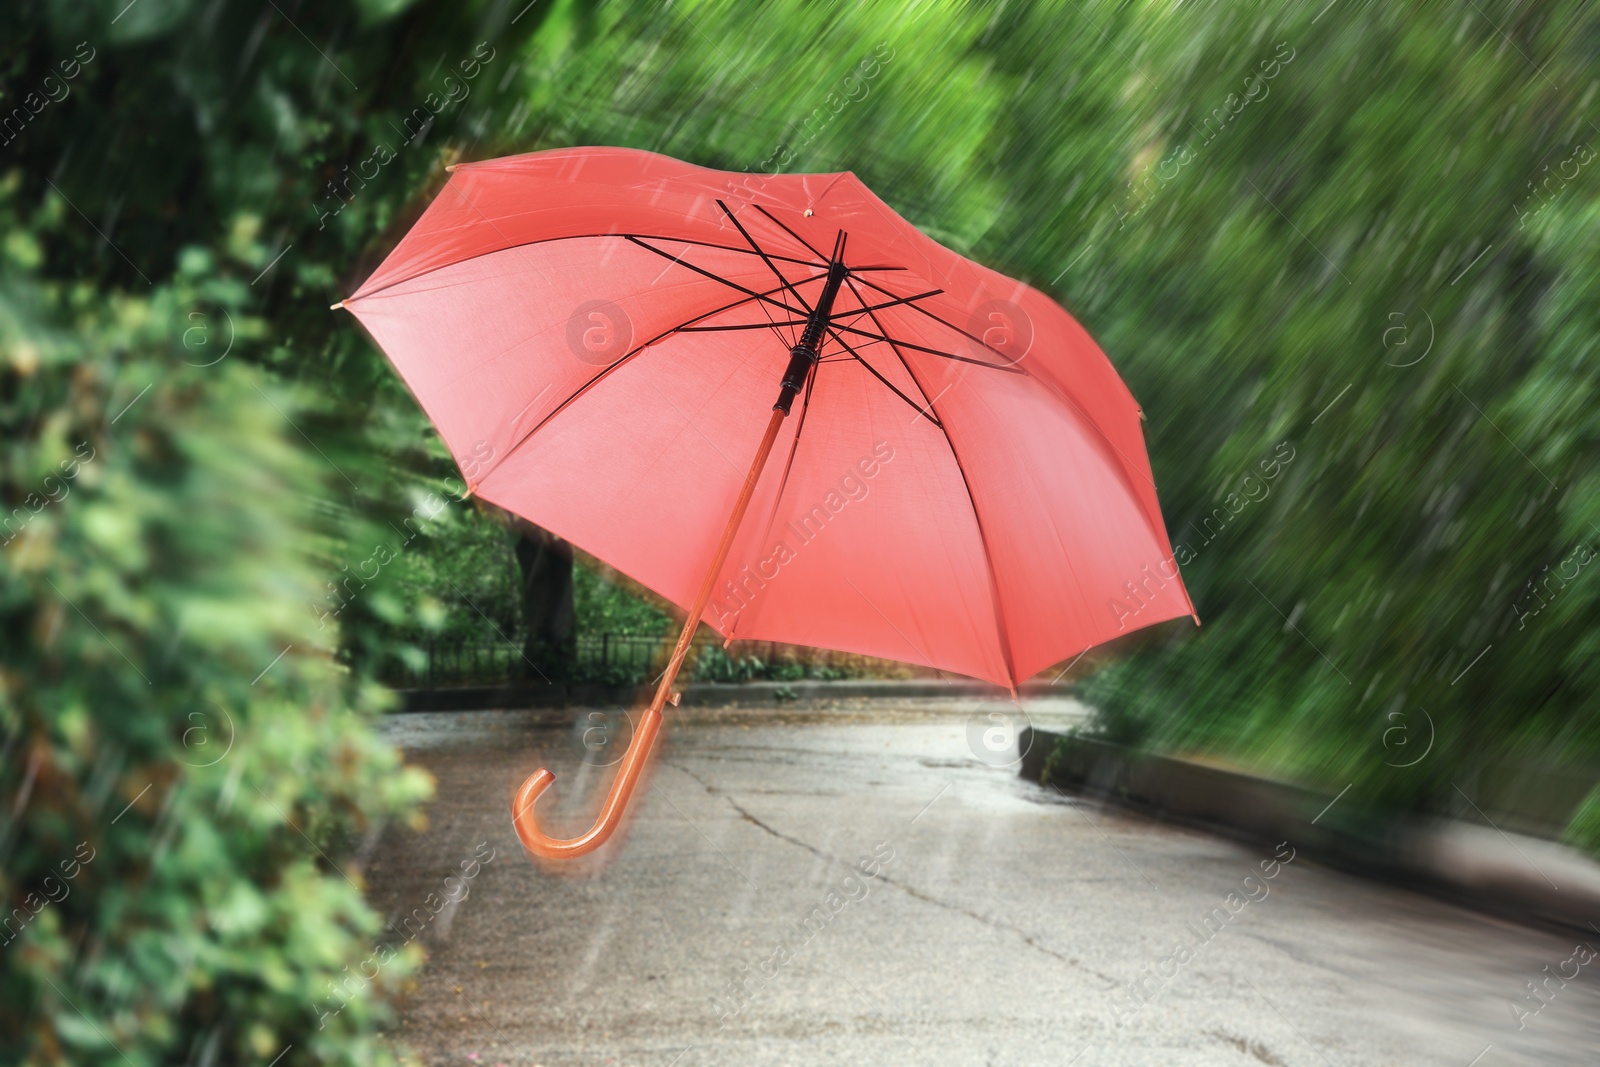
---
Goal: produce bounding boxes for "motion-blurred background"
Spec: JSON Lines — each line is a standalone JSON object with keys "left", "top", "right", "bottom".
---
{"left": 3, "top": 1, "right": 1599, "bottom": 1063}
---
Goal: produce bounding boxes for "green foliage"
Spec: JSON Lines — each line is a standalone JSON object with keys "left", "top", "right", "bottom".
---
{"left": 382, "top": 502, "right": 520, "bottom": 641}
{"left": 691, "top": 646, "right": 768, "bottom": 684}
{"left": 573, "top": 567, "right": 669, "bottom": 637}
{"left": 689, "top": 646, "right": 853, "bottom": 685}
{"left": 1055, "top": 2, "right": 1600, "bottom": 831}
{"left": 1566, "top": 786, "right": 1600, "bottom": 856}
{"left": 0, "top": 222, "right": 433, "bottom": 1063}
{"left": 768, "top": 660, "right": 810, "bottom": 683}
{"left": 2, "top": 0, "right": 555, "bottom": 1063}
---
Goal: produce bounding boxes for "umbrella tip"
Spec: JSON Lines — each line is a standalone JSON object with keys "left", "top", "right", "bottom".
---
{"left": 329, "top": 300, "right": 346, "bottom": 310}
{"left": 1192, "top": 612, "right": 1202, "bottom": 627}
{"left": 804, "top": 208, "right": 814, "bottom": 217}
{"left": 445, "top": 163, "right": 459, "bottom": 173}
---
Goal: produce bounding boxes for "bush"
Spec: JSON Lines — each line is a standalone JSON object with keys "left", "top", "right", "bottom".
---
{"left": 691, "top": 646, "right": 767, "bottom": 684}
{"left": 0, "top": 1, "right": 556, "bottom": 1062}
{"left": 0, "top": 246, "right": 432, "bottom": 1064}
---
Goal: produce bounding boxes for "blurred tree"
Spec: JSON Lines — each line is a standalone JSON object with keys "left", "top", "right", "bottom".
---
{"left": 1028, "top": 1, "right": 1600, "bottom": 837}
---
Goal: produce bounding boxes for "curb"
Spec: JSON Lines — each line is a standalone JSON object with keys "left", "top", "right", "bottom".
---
{"left": 393, "top": 677, "right": 1054, "bottom": 713}
{"left": 1022, "top": 728, "right": 1600, "bottom": 938}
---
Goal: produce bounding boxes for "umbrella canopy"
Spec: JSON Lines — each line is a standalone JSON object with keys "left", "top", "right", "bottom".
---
{"left": 338, "top": 146, "right": 1195, "bottom": 857}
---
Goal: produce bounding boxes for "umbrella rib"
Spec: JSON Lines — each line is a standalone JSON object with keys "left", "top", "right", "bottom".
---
{"left": 624, "top": 235, "right": 807, "bottom": 321}
{"left": 843, "top": 274, "right": 941, "bottom": 417}
{"left": 749, "top": 269, "right": 804, "bottom": 350}
{"left": 828, "top": 321, "right": 1028, "bottom": 374}
{"left": 678, "top": 289, "right": 938, "bottom": 334}
{"left": 848, "top": 272, "right": 1026, "bottom": 367}
{"left": 751, "top": 203, "right": 830, "bottom": 262}
{"left": 343, "top": 228, "right": 866, "bottom": 306}
{"left": 844, "top": 273, "right": 1016, "bottom": 684}
{"left": 716, "top": 200, "right": 814, "bottom": 316}
{"left": 854, "top": 271, "right": 1159, "bottom": 495}
{"left": 715, "top": 199, "right": 816, "bottom": 349}
{"left": 743, "top": 206, "right": 905, "bottom": 274}
{"left": 822, "top": 332, "right": 892, "bottom": 355}
{"left": 824, "top": 325, "right": 942, "bottom": 428}
{"left": 476, "top": 276, "right": 824, "bottom": 486}
{"left": 635, "top": 233, "right": 826, "bottom": 272}
{"left": 832, "top": 274, "right": 1022, "bottom": 373}
{"left": 830, "top": 287, "right": 944, "bottom": 325}
{"left": 679, "top": 320, "right": 809, "bottom": 333}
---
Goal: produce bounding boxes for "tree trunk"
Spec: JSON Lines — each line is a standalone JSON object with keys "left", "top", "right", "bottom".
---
{"left": 511, "top": 520, "right": 575, "bottom": 681}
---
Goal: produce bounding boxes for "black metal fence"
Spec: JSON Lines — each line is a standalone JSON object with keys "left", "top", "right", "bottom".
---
{"left": 379, "top": 634, "right": 665, "bottom": 688}
{"left": 382, "top": 633, "right": 876, "bottom": 688}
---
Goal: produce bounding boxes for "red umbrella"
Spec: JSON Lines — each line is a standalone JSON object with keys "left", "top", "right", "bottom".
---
{"left": 336, "top": 147, "right": 1195, "bottom": 859}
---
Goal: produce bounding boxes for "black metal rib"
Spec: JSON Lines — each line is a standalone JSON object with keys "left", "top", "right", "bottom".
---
{"left": 717, "top": 200, "right": 813, "bottom": 315}
{"left": 717, "top": 199, "right": 817, "bottom": 349}
{"left": 680, "top": 320, "right": 809, "bottom": 333}
{"left": 828, "top": 287, "right": 945, "bottom": 335}
{"left": 846, "top": 273, "right": 979, "bottom": 424}
{"left": 827, "top": 333, "right": 891, "bottom": 353}
{"left": 752, "top": 203, "right": 829, "bottom": 262}
{"left": 854, "top": 274, "right": 1157, "bottom": 493}
{"left": 677, "top": 290, "right": 943, "bottom": 334}
{"left": 644, "top": 232, "right": 826, "bottom": 273}
{"left": 844, "top": 275, "right": 939, "bottom": 417}
{"left": 858, "top": 289, "right": 942, "bottom": 313}
{"left": 351, "top": 230, "right": 828, "bottom": 304}
{"left": 476, "top": 276, "right": 823, "bottom": 485}
{"left": 824, "top": 325, "right": 942, "bottom": 428}
{"left": 827, "top": 321, "right": 1028, "bottom": 373}
{"left": 842, "top": 273, "right": 1018, "bottom": 686}
{"left": 848, "top": 271, "right": 1024, "bottom": 367}
{"left": 624, "top": 235, "right": 809, "bottom": 322}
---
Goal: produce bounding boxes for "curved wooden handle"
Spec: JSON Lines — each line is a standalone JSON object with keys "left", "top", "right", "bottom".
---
{"left": 510, "top": 408, "right": 789, "bottom": 859}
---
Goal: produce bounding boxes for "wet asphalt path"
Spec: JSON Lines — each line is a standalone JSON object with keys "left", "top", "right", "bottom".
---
{"left": 369, "top": 699, "right": 1600, "bottom": 1066}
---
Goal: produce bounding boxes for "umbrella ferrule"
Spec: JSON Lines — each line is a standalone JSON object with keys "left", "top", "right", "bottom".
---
{"left": 775, "top": 258, "right": 849, "bottom": 414}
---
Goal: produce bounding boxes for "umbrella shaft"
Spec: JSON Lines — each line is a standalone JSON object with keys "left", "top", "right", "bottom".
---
{"left": 799, "top": 259, "right": 849, "bottom": 351}
{"left": 777, "top": 258, "right": 849, "bottom": 413}
{"left": 647, "top": 406, "right": 789, "bottom": 716}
